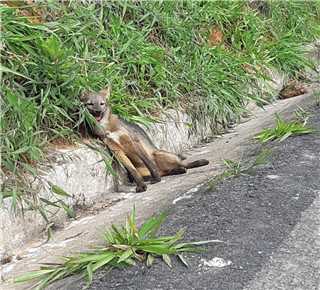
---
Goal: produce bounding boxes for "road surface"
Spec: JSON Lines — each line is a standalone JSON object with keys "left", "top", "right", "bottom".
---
{"left": 61, "top": 106, "right": 320, "bottom": 289}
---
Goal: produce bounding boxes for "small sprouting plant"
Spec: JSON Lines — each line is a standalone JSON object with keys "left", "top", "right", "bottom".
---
{"left": 294, "top": 106, "right": 311, "bottom": 125}
{"left": 255, "top": 114, "right": 313, "bottom": 143}
{"left": 207, "top": 149, "right": 272, "bottom": 190}
{"left": 15, "top": 208, "right": 221, "bottom": 289}
{"left": 222, "top": 159, "right": 243, "bottom": 177}
{"left": 223, "top": 149, "right": 272, "bottom": 178}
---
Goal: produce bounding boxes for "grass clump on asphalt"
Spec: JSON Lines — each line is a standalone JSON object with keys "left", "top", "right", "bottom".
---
{"left": 1, "top": 1, "right": 319, "bottom": 215}
{"left": 207, "top": 148, "right": 272, "bottom": 190}
{"left": 255, "top": 114, "right": 314, "bottom": 143}
{"left": 15, "top": 208, "right": 221, "bottom": 289}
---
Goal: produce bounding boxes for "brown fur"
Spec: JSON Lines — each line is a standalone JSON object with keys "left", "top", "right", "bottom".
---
{"left": 81, "top": 87, "right": 209, "bottom": 192}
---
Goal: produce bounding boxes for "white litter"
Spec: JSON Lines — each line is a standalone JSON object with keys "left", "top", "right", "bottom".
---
{"left": 201, "top": 257, "right": 232, "bottom": 268}
{"left": 266, "top": 175, "right": 280, "bottom": 179}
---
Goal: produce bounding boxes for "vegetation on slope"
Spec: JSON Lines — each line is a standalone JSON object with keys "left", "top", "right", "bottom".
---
{"left": 1, "top": 1, "right": 319, "bottom": 205}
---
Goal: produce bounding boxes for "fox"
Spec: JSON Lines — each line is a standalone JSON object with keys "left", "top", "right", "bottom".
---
{"left": 80, "top": 87, "right": 209, "bottom": 193}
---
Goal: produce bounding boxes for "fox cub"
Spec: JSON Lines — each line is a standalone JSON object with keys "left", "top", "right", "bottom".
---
{"left": 81, "top": 87, "right": 209, "bottom": 192}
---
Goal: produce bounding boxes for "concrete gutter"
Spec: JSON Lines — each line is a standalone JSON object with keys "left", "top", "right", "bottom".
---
{"left": 1, "top": 87, "right": 318, "bottom": 289}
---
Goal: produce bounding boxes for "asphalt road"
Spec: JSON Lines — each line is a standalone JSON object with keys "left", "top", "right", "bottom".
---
{"left": 61, "top": 106, "right": 320, "bottom": 290}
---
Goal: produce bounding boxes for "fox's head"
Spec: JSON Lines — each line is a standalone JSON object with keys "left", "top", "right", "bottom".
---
{"left": 80, "top": 87, "right": 111, "bottom": 122}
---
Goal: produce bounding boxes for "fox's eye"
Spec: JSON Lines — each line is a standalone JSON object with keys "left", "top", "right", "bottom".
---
{"left": 87, "top": 102, "right": 93, "bottom": 106}
{"left": 100, "top": 102, "right": 105, "bottom": 106}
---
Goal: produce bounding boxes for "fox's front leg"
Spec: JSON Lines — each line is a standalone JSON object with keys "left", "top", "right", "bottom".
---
{"left": 135, "top": 140, "right": 161, "bottom": 184}
{"left": 103, "top": 138, "right": 147, "bottom": 193}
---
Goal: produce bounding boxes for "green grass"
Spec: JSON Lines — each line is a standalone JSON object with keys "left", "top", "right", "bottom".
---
{"left": 1, "top": 1, "right": 319, "bottom": 212}
{"left": 255, "top": 114, "right": 314, "bottom": 143}
{"left": 207, "top": 148, "right": 272, "bottom": 190}
{"left": 294, "top": 106, "right": 311, "bottom": 124}
{"left": 15, "top": 208, "right": 222, "bottom": 289}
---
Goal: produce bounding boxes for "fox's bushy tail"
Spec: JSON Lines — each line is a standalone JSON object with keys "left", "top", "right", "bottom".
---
{"left": 183, "top": 159, "right": 209, "bottom": 169}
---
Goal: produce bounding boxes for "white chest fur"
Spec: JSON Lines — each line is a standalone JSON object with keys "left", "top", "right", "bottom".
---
{"left": 106, "top": 131, "right": 122, "bottom": 144}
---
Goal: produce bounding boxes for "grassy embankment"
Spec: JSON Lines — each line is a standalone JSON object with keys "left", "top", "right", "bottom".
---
{"left": 1, "top": 1, "right": 319, "bottom": 211}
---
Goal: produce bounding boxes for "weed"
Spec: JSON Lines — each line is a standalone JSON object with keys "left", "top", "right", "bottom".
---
{"left": 223, "top": 159, "right": 243, "bottom": 177}
{"left": 255, "top": 114, "right": 314, "bottom": 143}
{"left": 294, "top": 106, "right": 311, "bottom": 125}
{"left": 15, "top": 208, "right": 222, "bottom": 289}
{"left": 207, "top": 148, "right": 272, "bottom": 190}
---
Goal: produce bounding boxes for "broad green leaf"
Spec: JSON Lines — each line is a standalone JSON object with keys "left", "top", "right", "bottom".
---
{"left": 117, "top": 249, "right": 133, "bottom": 264}
{"left": 15, "top": 269, "right": 55, "bottom": 283}
{"left": 138, "top": 244, "right": 175, "bottom": 255}
{"left": 92, "top": 253, "right": 116, "bottom": 271}
{"left": 138, "top": 213, "right": 167, "bottom": 239}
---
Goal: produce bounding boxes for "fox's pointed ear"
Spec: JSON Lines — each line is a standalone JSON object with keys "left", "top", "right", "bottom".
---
{"left": 79, "top": 91, "right": 89, "bottom": 102}
{"left": 100, "top": 86, "right": 111, "bottom": 99}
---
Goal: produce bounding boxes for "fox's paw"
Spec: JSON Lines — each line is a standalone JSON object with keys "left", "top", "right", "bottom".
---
{"left": 136, "top": 183, "right": 147, "bottom": 193}
{"left": 150, "top": 176, "right": 161, "bottom": 184}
